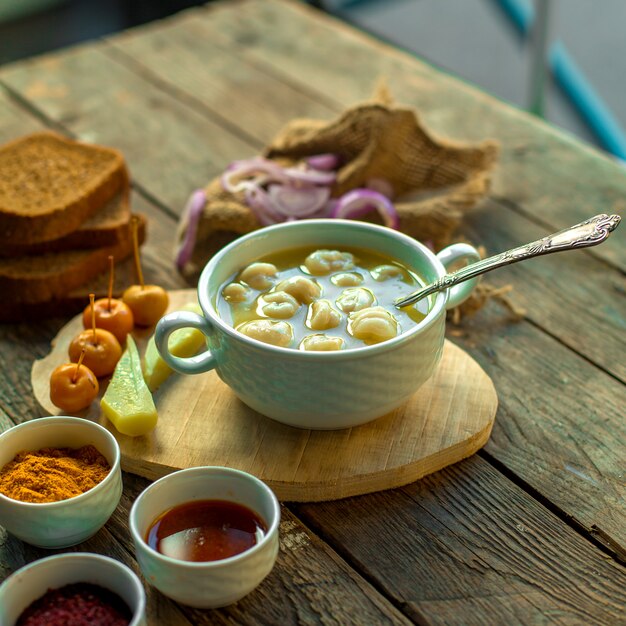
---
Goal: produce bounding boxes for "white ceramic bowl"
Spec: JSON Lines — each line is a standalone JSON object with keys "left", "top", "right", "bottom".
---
{"left": 0, "top": 416, "right": 122, "bottom": 548}
{"left": 0, "top": 553, "right": 146, "bottom": 626}
{"left": 129, "top": 466, "right": 280, "bottom": 608}
{"left": 156, "top": 219, "right": 480, "bottom": 429}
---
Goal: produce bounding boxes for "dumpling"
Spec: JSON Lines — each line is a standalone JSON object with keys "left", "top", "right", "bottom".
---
{"left": 304, "top": 249, "right": 355, "bottom": 275}
{"left": 336, "top": 287, "right": 375, "bottom": 313}
{"left": 300, "top": 334, "right": 344, "bottom": 351}
{"left": 349, "top": 306, "right": 398, "bottom": 344}
{"left": 276, "top": 276, "right": 321, "bottom": 304}
{"left": 238, "top": 320, "right": 293, "bottom": 347}
{"left": 261, "top": 291, "right": 299, "bottom": 319}
{"left": 308, "top": 299, "right": 341, "bottom": 330}
{"left": 239, "top": 262, "right": 278, "bottom": 290}
{"left": 371, "top": 264, "right": 405, "bottom": 281}
{"left": 331, "top": 272, "right": 363, "bottom": 287}
{"left": 222, "top": 282, "right": 249, "bottom": 303}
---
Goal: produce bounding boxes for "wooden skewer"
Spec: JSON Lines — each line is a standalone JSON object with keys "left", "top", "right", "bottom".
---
{"left": 90, "top": 293, "right": 97, "bottom": 344}
{"left": 73, "top": 349, "right": 86, "bottom": 384}
{"left": 107, "top": 255, "right": 114, "bottom": 311}
{"left": 131, "top": 216, "right": 145, "bottom": 289}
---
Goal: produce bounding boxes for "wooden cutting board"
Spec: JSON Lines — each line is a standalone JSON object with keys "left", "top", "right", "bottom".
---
{"left": 32, "top": 289, "right": 498, "bottom": 501}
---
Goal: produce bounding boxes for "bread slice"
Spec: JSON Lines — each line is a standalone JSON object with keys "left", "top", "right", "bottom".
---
{"left": 0, "top": 255, "right": 143, "bottom": 322}
{"left": 0, "top": 131, "right": 128, "bottom": 245}
{"left": 0, "top": 213, "right": 147, "bottom": 306}
{"left": 0, "top": 189, "right": 132, "bottom": 257}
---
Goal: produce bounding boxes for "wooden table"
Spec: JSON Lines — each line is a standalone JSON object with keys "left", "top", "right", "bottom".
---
{"left": 1, "top": 1, "right": 624, "bottom": 623}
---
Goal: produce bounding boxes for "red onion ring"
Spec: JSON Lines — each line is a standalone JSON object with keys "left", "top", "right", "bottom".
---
{"left": 267, "top": 184, "right": 330, "bottom": 218}
{"left": 306, "top": 153, "right": 340, "bottom": 171}
{"left": 221, "top": 156, "right": 343, "bottom": 225}
{"left": 245, "top": 186, "right": 283, "bottom": 225}
{"left": 331, "top": 189, "right": 399, "bottom": 229}
{"left": 366, "top": 177, "right": 395, "bottom": 199}
{"left": 283, "top": 166, "right": 336, "bottom": 186}
{"left": 221, "top": 157, "right": 288, "bottom": 193}
{"left": 175, "top": 189, "right": 206, "bottom": 271}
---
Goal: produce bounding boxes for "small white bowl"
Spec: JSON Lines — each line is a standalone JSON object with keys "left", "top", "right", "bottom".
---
{"left": 0, "top": 553, "right": 146, "bottom": 626}
{"left": 129, "top": 466, "right": 280, "bottom": 608}
{"left": 0, "top": 416, "right": 122, "bottom": 548}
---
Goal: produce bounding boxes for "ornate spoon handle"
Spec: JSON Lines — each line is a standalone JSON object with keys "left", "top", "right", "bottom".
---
{"left": 394, "top": 213, "right": 621, "bottom": 309}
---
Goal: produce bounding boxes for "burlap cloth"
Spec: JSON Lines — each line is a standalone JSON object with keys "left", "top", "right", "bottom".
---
{"left": 176, "top": 95, "right": 524, "bottom": 322}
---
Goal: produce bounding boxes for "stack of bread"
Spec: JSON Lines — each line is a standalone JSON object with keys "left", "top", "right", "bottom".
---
{"left": 0, "top": 132, "right": 146, "bottom": 321}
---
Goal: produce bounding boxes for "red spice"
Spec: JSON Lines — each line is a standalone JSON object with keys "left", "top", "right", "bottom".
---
{"left": 16, "top": 582, "right": 131, "bottom": 626}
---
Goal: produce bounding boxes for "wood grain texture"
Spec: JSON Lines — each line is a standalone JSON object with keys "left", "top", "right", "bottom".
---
{"left": 106, "top": 11, "right": 336, "bottom": 146}
{"left": 32, "top": 290, "right": 497, "bottom": 501}
{"left": 1, "top": 2, "right": 625, "bottom": 623}
{"left": 3, "top": 5, "right": 622, "bottom": 376}
{"left": 462, "top": 201, "right": 626, "bottom": 383}
{"left": 0, "top": 87, "right": 187, "bottom": 421}
{"left": 0, "top": 44, "right": 254, "bottom": 216}
{"left": 95, "top": 5, "right": 626, "bottom": 383}
{"left": 190, "top": 0, "right": 625, "bottom": 269}
{"left": 447, "top": 301, "right": 626, "bottom": 551}
{"left": 104, "top": 472, "right": 413, "bottom": 625}
{"left": 0, "top": 87, "right": 43, "bottom": 140}
{"left": 294, "top": 455, "right": 626, "bottom": 626}
{"left": 2, "top": 0, "right": 622, "bottom": 553}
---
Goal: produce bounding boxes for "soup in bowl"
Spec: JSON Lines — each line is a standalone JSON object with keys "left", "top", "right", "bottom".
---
{"left": 155, "top": 219, "right": 480, "bottom": 429}
{"left": 218, "top": 245, "right": 431, "bottom": 352}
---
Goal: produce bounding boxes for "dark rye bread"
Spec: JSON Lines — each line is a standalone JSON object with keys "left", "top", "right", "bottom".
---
{"left": 0, "top": 190, "right": 131, "bottom": 257}
{"left": 0, "top": 256, "right": 143, "bottom": 322}
{"left": 0, "top": 131, "right": 128, "bottom": 245}
{"left": 0, "top": 213, "right": 146, "bottom": 306}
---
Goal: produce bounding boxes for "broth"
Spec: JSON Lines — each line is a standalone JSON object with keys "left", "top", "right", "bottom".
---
{"left": 146, "top": 499, "right": 267, "bottom": 562}
{"left": 216, "top": 246, "right": 432, "bottom": 351}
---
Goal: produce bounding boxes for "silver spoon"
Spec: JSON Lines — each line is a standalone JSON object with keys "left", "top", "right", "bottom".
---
{"left": 394, "top": 213, "right": 621, "bottom": 309}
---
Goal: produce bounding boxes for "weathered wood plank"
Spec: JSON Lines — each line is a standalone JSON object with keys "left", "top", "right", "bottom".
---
{"left": 463, "top": 201, "right": 626, "bottom": 382}
{"left": 1, "top": 7, "right": 625, "bottom": 624}
{"left": 0, "top": 519, "right": 194, "bottom": 625}
{"left": 106, "top": 472, "right": 413, "bottom": 625}
{"left": 193, "top": 0, "right": 625, "bottom": 269}
{"left": 106, "top": 10, "right": 336, "bottom": 146}
{"left": 0, "top": 86, "right": 43, "bottom": 138}
{"left": 0, "top": 93, "right": 412, "bottom": 625}
{"left": 447, "top": 300, "right": 626, "bottom": 550}
{"left": 86, "top": 6, "right": 626, "bottom": 382}
{"left": 0, "top": 44, "right": 255, "bottom": 216}
{"left": 0, "top": 90, "right": 186, "bottom": 426}
{"left": 1, "top": 17, "right": 624, "bottom": 560}
{"left": 0, "top": 90, "right": 409, "bottom": 625}
{"left": 293, "top": 455, "right": 626, "bottom": 626}
{"left": 0, "top": 407, "right": 16, "bottom": 435}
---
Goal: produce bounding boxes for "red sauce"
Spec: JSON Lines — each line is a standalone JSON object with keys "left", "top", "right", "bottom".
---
{"left": 146, "top": 499, "right": 267, "bottom": 562}
{"left": 16, "top": 582, "right": 131, "bottom": 626}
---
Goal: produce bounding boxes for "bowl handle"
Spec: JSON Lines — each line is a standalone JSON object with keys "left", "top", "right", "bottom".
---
{"left": 436, "top": 243, "right": 482, "bottom": 310}
{"left": 155, "top": 311, "right": 217, "bottom": 375}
